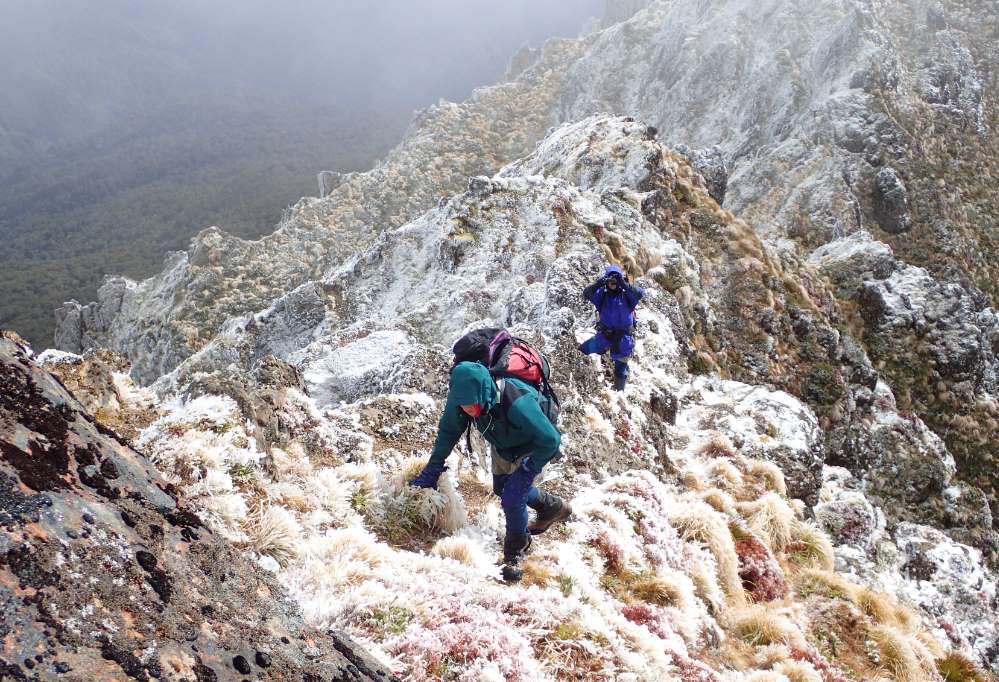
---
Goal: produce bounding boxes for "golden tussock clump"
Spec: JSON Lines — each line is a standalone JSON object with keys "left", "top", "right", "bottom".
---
{"left": 745, "top": 459, "right": 788, "bottom": 497}
{"left": 934, "top": 651, "right": 994, "bottom": 682}
{"left": 869, "top": 625, "right": 934, "bottom": 682}
{"left": 708, "top": 458, "right": 745, "bottom": 490}
{"left": 697, "top": 432, "right": 738, "bottom": 459}
{"left": 266, "top": 481, "right": 314, "bottom": 513}
{"left": 243, "top": 502, "right": 303, "bottom": 565}
{"left": 669, "top": 500, "right": 745, "bottom": 606}
{"left": 786, "top": 521, "right": 835, "bottom": 570}
{"left": 381, "top": 456, "right": 468, "bottom": 540}
{"left": 737, "top": 493, "right": 796, "bottom": 552}
{"left": 727, "top": 605, "right": 805, "bottom": 649}
{"left": 792, "top": 569, "right": 853, "bottom": 601}
{"left": 681, "top": 467, "right": 708, "bottom": 491}
{"left": 853, "top": 587, "right": 920, "bottom": 633}
{"left": 700, "top": 487, "right": 737, "bottom": 514}
{"left": 431, "top": 536, "right": 492, "bottom": 571}
{"left": 773, "top": 660, "right": 823, "bottom": 682}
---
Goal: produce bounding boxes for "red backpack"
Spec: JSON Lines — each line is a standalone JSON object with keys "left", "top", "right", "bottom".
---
{"left": 451, "top": 328, "right": 560, "bottom": 424}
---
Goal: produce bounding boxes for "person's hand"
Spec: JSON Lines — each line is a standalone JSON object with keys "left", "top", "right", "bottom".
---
{"left": 409, "top": 462, "right": 446, "bottom": 490}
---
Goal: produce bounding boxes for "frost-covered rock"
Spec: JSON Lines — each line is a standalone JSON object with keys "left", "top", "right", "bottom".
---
{"left": 674, "top": 144, "right": 728, "bottom": 206}
{"left": 817, "top": 466, "right": 999, "bottom": 671}
{"left": 808, "top": 230, "right": 896, "bottom": 296}
{"left": 675, "top": 377, "right": 825, "bottom": 503}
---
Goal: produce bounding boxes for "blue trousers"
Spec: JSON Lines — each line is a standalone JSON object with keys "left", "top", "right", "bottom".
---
{"left": 492, "top": 471, "right": 541, "bottom": 535}
{"left": 579, "top": 332, "right": 634, "bottom": 378}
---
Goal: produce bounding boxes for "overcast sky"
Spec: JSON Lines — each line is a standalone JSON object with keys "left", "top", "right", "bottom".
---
{"left": 0, "top": 0, "right": 603, "bottom": 151}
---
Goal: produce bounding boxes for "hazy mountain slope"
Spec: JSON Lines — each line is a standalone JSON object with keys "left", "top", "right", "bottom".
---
{"left": 0, "top": 99, "right": 407, "bottom": 347}
{"left": 0, "top": 0, "right": 600, "bottom": 348}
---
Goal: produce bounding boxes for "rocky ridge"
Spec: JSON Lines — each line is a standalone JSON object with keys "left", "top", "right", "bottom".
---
{"left": 56, "top": 0, "right": 999, "bottom": 539}
{"left": 32, "top": 114, "right": 999, "bottom": 678}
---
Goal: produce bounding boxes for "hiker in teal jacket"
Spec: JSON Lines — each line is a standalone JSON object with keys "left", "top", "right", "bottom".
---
{"left": 410, "top": 361, "right": 570, "bottom": 582}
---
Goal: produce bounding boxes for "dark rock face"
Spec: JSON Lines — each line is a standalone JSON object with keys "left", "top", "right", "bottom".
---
{"left": 675, "top": 144, "right": 728, "bottom": 206}
{"left": 0, "top": 332, "right": 396, "bottom": 682}
{"left": 872, "top": 167, "right": 912, "bottom": 235}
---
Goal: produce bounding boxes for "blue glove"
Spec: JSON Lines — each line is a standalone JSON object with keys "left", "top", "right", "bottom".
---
{"left": 409, "top": 462, "right": 446, "bottom": 490}
{"left": 500, "top": 459, "right": 540, "bottom": 509}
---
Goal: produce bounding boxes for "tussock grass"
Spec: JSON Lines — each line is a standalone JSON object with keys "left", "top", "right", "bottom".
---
{"left": 773, "top": 659, "right": 823, "bottom": 682}
{"left": 709, "top": 458, "right": 744, "bottom": 489}
{"left": 737, "top": 493, "right": 795, "bottom": 552}
{"left": 746, "top": 459, "right": 787, "bottom": 496}
{"left": 792, "top": 569, "right": 852, "bottom": 601}
{"left": 266, "top": 481, "right": 313, "bottom": 513}
{"left": 431, "top": 536, "right": 490, "bottom": 570}
{"left": 787, "top": 521, "right": 835, "bottom": 570}
{"left": 377, "top": 457, "right": 468, "bottom": 545}
{"left": 520, "top": 558, "right": 554, "bottom": 588}
{"left": 936, "top": 651, "right": 994, "bottom": 682}
{"left": 681, "top": 467, "right": 708, "bottom": 491}
{"left": 869, "top": 625, "right": 925, "bottom": 682}
{"left": 697, "top": 432, "right": 737, "bottom": 458}
{"left": 701, "top": 487, "right": 736, "bottom": 514}
{"left": 670, "top": 500, "right": 746, "bottom": 606}
{"left": 728, "top": 605, "right": 802, "bottom": 648}
{"left": 243, "top": 503, "right": 303, "bottom": 564}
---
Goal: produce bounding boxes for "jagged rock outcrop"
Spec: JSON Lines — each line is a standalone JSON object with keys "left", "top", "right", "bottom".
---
{"left": 0, "top": 332, "right": 395, "bottom": 681}
{"left": 811, "top": 230, "right": 999, "bottom": 541}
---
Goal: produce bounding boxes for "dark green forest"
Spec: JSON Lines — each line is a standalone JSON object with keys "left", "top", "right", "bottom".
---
{"left": 0, "top": 99, "right": 408, "bottom": 347}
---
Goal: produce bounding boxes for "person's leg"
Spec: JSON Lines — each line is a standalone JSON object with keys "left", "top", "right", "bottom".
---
{"left": 492, "top": 453, "right": 538, "bottom": 582}
{"left": 527, "top": 489, "right": 572, "bottom": 534}
{"left": 610, "top": 335, "right": 634, "bottom": 390}
{"left": 493, "top": 475, "right": 540, "bottom": 508}
{"left": 578, "top": 333, "right": 611, "bottom": 356}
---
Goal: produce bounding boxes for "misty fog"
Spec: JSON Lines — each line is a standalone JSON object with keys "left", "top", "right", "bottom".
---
{"left": 0, "top": 0, "right": 602, "bottom": 162}
{"left": 0, "top": 0, "right": 602, "bottom": 346}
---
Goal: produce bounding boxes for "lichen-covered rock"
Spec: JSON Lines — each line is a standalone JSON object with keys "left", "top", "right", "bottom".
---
{"left": 0, "top": 333, "right": 395, "bottom": 681}
{"left": 37, "top": 347, "right": 160, "bottom": 443}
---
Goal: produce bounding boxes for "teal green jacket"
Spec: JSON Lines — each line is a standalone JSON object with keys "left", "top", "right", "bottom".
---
{"left": 428, "top": 362, "right": 560, "bottom": 471}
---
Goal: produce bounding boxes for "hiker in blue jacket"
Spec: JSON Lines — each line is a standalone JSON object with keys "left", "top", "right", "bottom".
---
{"left": 579, "top": 265, "right": 644, "bottom": 391}
{"left": 408, "top": 361, "right": 570, "bottom": 582}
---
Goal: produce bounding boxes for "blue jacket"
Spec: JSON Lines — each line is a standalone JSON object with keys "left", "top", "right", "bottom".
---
{"left": 584, "top": 266, "right": 644, "bottom": 330}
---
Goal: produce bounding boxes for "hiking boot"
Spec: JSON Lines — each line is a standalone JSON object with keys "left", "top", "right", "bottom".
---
{"left": 613, "top": 374, "right": 627, "bottom": 391}
{"left": 501, "top": 532, "right": 532, "bottom": 583}
{"left": 527, "top": 492, "right": 572, "bottom": 535}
